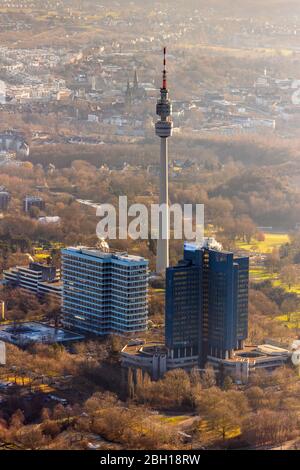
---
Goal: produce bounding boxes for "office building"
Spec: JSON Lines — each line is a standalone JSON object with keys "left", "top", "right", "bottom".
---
{"left": 166, "top": 239, "right": 249, "bottom": 366}
{"left": 123, "top": 238, "right": 253, "bottom": 381}
{"left": 165, "top": 247, "right": 202, "bottom": 362}
{"left": 61, "top": 247, "right": 148, "bottom": 336}
{"left": 121, "top": 340, "right": 290, "bottom": 382}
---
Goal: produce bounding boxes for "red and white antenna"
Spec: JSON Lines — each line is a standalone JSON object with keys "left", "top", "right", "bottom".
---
{"left": 162, "top": 47, "right": 167, "bottom": 89}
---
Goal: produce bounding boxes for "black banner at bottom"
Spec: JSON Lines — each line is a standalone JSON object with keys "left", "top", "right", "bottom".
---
{"left": 0, "top": 449, "right": 298, "bottom": 466}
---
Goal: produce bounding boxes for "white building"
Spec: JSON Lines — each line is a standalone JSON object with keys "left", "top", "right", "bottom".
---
{"left": 61, "top": 247, "right": 148, "bottom": 336}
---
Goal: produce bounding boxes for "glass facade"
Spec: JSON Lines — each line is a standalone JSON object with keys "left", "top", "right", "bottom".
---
{"left": 62, "top": 247, "right": 148, "bottom": 336}
{"left": 165, "top": 244, "right": 249, "bottom": 366}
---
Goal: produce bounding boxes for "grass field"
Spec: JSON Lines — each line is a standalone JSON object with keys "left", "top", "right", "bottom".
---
{"left": 237, "top": 233, "right": 290, "bottom": 254}
{"left": 276, "top": 312, "right": 300, "bottom": 329}
{"left": 157, "top": 414, "right": 241, "bottom": 442}
{"left": 34, "top": 253, "right": 50, "bottom": 261}
{"left": 198, "top": 419, "right": 241, "bottom": 441}
{"left": 3, "top": 375, "right": 55, "bottom": 393}
{"left": 250, "top": 267, "right": 277, "bottom": 282}
{"left": 272, "top": 279, "right": 300, "bottom": 295}
{"left": 245, "top": 233, "right": 300, "bottom": 329}
{"left": 250, "top": 267, "right": 300, "bottom": 294}
{"left": 159, "top": 415, "right": 190, "bottom": 425}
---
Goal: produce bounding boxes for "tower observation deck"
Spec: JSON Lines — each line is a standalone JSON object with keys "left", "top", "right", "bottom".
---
{"left": 155, "top": 48, "right": 173, "bottom": 274}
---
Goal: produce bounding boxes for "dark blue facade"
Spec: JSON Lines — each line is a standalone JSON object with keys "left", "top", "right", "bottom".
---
{"left": 165, "top": 244, "right": 249, "bottom": 365}
{"left": 208, "top": 250, "right": 236, "bottom": 357}
{"left": 165, "top": 253, "right": 202, "bottom": 359}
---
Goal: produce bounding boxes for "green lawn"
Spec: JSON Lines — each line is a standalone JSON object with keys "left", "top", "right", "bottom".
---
{"left": 237, "top": 233, "right": 290, "bottom": 254}
{"left": 242, "top": 232, "right": 300, "bottom": 330}
{"left": 250, "top": 267, "right": 277, "bottom": 282}
{"left": 159, "top": 415, "right": 190, "bottom": 425}
{"left": 276, "top": 312, "right": 300, "bottom": 329}
{"left": 250, "top": 268, "right": 300, "bottom": 294}
{"left": 272, "top": 279, "right": 300, "bottom": 295}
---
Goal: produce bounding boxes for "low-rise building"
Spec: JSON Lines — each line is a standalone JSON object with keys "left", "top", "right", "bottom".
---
{"left": 3, "top": 262, "right": 61, "bottom": 301}
{"left": 0, "top": 190, "right": 10, "bottom": 211}
{"left": 23, "top": 195, "right": 45, "bottom": 213}
{"left": 121, "top": 341, "right": 291, "bottom": 382}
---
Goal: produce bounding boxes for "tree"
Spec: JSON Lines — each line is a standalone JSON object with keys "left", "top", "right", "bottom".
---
{"left": 246, "top": 386, "right": 265, "bottom": 411}
{"left": 256, "top": 232, "right": 265, "bottom": 242}
{"left": 280, "top": 265, "right": 299, "bottom": 290}
{"left": 9, "top": 409, "right": 25, "bottom": 430}
{"left": 15, "top": 426, "right": 48, "bottom": 450}
{"left": 243, "top": 409, "right": 296, "bottom": 447}
{"left": 281, "top": 298, "right": 299, "bottom": 322}
{"left": 163, "top": 369, "right": 192, "bottom": 407}
{"left": 223, "top": 376, "right": 233, "bottom": 390}
{"left": 197, "top": 388, "right": 248, "bottom": 441}
{"left": 200, "top": 365, "right": 216, "bottom": 389}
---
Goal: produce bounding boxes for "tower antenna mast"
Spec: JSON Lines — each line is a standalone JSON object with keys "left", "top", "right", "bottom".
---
{"left": 163, "top": 47, "right": 167, "bottom": 89}
{"left": 155, "top": 47, "right": 173, "bottom": 274}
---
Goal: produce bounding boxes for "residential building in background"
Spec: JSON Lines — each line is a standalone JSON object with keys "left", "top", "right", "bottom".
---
{"left": 23, "top": 195, "right": 45, "bottom": 213}
{"left": 61, "top": 247, "right": 148, "bottom": 336}
{"left": 0, "top": 189, "right": 10, "bottom": 211}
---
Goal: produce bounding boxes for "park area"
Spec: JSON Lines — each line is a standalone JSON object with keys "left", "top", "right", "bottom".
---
{"left": 236, "top": 232, "right": 290, "bottom": 254}
{"left": 237, "top": 232, "right": 300, "bottom": 330}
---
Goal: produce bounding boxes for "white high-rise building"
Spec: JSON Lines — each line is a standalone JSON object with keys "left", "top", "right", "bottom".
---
{"left": 61, "top": 247, "right": 148, "bottom": 335}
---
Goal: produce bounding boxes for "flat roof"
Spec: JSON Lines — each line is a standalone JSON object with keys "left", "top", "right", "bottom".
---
{"left": 256, "top": 344, "right": 290, "bottom": 355}
{"left": 122, "top": 342, "right": 167, "bottom": 357}
{"left": 0, "top": 322, "right": 83, "bottom": 345}
{"left": 123, "top": 343, "right": 291, "bottom": 364}
{"left": 39, "top": 280, "right": 62, "bottom": 287}
{"left": 62, "top": 246, "right": 148, "bottom": 264}
{"left": 210, "top": 344, "right": 290, "bottom": 364}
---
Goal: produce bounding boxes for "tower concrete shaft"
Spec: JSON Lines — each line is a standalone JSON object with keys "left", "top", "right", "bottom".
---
{"left": 155, "top": 48, "right": 173, "bottom": 274}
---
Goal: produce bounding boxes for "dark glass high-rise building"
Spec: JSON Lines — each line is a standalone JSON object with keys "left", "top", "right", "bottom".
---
{"left": 165, "top": 249, "right": 202, "bottom": 360}
{"left": 165, "top": 240, "right": 249, "bottom": 366}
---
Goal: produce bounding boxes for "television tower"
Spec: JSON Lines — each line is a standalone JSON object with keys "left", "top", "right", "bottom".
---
{"left": 155, "top": 47, "right": 173, "bottom": 274}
